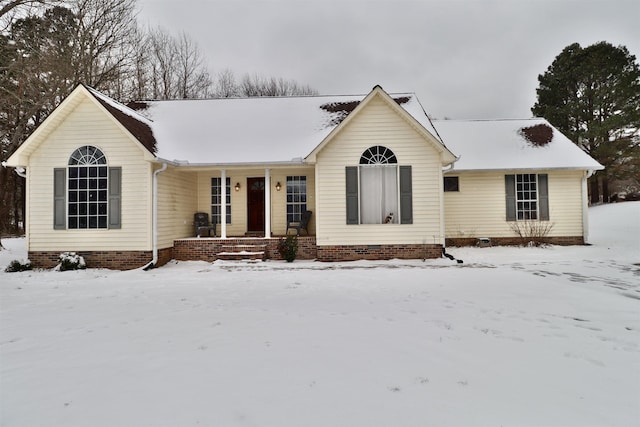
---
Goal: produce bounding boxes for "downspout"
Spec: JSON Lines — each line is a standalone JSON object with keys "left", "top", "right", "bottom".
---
{"left": 440, "top": 157, "right": 459, "bottom": 247}
{"left": 143, "top": 162, "right": 168, "bottom": 270}
{"left": 440, "top": 157, "right": 462, "bottom": 262}
{"left": 582, "top": 169, "right": 595, "bottom": 244}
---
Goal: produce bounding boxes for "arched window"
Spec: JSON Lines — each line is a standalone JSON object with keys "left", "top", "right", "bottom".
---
{"left": 359, "top": 145, "right": 397, "bottom": 165}
{"left": 69, "top": 145, "right": 107, "bottom": 166}
{"left": 346, "top": 146, "right": 412, "bottom": 225}
{"left": 67, "top": 146, "right": 109, "bottom": 229}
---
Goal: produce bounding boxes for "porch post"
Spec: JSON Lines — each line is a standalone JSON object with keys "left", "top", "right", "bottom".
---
{"left": 264, "top": 168, "right": 271, "bottom": 238}
{"left": 221, "top": 169, "right": 227, "bottom": 238}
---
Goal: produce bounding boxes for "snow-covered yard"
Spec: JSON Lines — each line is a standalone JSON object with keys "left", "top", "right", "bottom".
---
{"left": 1, "top": 202, "right": 639, "bottom": 427}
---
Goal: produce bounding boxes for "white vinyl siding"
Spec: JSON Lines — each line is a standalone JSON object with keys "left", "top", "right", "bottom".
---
{"left": 156, "top": 166, "right": 198, "bottom": 248}
{"left": 444, "top": 170, "right": 585, "bottom": 239}
{"left": 315, "top": 95, "right": 444, "bottom": 245}
{"left": 27, "top": 96, "right": 152, "bottom": 252}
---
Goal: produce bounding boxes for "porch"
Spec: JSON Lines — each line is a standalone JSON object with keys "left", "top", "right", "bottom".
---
{"left": 173, "top": 236, "right": 318, "bottom": 262}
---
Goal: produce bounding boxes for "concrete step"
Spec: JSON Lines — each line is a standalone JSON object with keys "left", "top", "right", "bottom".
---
{"left": 217, "top": 244, "right": 267, "bottom": 261}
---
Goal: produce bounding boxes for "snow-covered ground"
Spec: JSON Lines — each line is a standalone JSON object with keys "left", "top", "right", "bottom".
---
{"left": 1, "top": 202, "right": 638, "bottom": 427}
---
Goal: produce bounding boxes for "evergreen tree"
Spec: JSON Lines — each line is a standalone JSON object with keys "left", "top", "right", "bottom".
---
{"left": 532, "top": 42, "right": 640, "bottom": 203}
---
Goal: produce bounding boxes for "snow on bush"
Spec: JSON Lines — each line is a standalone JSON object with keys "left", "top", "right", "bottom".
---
{"left": 4, "top": 258, "right": 32, "bottom": 273}
{"left": 55, "top": 252, "right": 86, "bottom": 271}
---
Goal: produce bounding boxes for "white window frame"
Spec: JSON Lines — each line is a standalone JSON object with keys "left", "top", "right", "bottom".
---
{"left": 359, "top": 146, "right": 399, "bottom": 224}
{"left": 515, "top": 173, "right": 538, "bottom": 220}
{"left": 67, "top": 146, "right": 108, "bottom": 229}
{"left": 211, "top": 177, "right": 231, "bottom": 225}
{"left": 286, "top": 176, "right": 307, "bottom": 222}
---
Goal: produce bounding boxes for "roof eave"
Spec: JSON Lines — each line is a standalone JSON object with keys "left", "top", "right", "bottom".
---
{"left": 152, "top": 157, "right": 309, "bottom": 169}
{"left": 443, "top": 165, "right": 605, "bottom": 173}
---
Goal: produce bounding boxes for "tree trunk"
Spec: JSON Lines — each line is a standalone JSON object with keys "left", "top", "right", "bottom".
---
{"left": 589, "top": 176, "right": 600, "bottom": 204}
{"left": 602, "top": 175, "right": 610, "bottom": 203}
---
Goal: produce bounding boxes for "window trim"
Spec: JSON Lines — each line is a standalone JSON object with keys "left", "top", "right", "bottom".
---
{"left": 352, "top": 146, "right": 407, "bottom": 225}
{"left": 54, "top": 146, "right": 120, "bottom": 230}
{"left": 65, "top": 146, "right": 110, "bottom": 230}
{"left": 515, "top": 173, "right": 538, "bottom": 220}
{"left": 505, "top": 173, "right": 549, "bottom": 221}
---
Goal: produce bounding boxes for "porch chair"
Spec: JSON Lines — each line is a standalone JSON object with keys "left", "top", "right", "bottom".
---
{"left": 194, "top": 212, "right": 217, "bottom": 237}
{"left": 286, "top": 210, "right": 312, "bottom": 236}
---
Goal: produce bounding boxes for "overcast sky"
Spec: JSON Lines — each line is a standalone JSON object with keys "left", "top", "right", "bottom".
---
{"left": 136, "top": 0, "right": 640, "bottom": 120}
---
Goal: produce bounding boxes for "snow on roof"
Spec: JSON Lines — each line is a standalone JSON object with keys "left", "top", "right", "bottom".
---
{"left": 83, "top": 86, "right": 602, "bottom": 172}
{"left": 134, "top": 92, "right": 441, "bottom": 165}
{"left": 85, "top": 86, "right": 157, "bottom": 153}
{"left": 432, "top": 118, "right": 604, "bottom": 171}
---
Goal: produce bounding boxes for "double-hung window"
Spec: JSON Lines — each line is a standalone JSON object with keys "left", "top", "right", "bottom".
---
{"left": 346, "top": 146, "right": 412, "bottom": 225}
{"left": 286, "top": 176, "right": 307, "bottom": 222}
{"left": 211, "top": 177, "right": 231, "bottom": 225}
{"left": 505, "top": 173, "right": 549, "bottom": 221}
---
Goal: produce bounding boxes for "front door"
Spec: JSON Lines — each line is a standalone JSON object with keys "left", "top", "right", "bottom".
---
{"left": 247, "top": 177, "right": 265, "bottom": 232}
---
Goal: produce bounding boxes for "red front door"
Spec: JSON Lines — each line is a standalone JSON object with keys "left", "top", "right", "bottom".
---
{"left": 247, "top": 177, "right": 265, "bottom": 232}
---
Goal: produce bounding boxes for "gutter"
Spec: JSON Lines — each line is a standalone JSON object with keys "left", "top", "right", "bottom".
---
{"left": 143, "top": 162, "right": 168, "bottom": 270}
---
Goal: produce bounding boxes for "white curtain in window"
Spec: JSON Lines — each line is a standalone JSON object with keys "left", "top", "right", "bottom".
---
{"left": 360, "top": 165, "right": 398, "bottom": 224}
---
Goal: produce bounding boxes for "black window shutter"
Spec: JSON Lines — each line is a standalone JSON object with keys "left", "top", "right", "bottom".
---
{"left": 538, "top": 174, "right": 549, "bottom": 220}
{"left": 399, "top": 165, "right": 413, "bottom": 224}
{"left": 53, "top": 168, "right": 66, "bottom": 229}
{"left": 505, "top": 174, "right": 516, "bottom": 221}
{"left": 108, "top": 167, "right": 122, "bottom": 229}
{"left": 345, "top": 166, "right": 359, "bottom": 224}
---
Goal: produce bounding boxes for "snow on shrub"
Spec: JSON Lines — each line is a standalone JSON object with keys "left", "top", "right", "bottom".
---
{"left": 56, "top": 252, "right": 86, "bottom": 271}
{"left": 4, "top": 259, "right": 32, "bottom": 273}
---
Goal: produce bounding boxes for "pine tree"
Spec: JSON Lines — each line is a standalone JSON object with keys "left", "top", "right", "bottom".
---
{"left": 532, "top": 42, "right": 640, "bottom": 203}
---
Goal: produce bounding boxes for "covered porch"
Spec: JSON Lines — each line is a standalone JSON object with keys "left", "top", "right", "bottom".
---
{"left": 160, "top": 163, "right": 316, "bottom": 238}
{"left": 164, "top": 164, "right": 316, "bottom": 261}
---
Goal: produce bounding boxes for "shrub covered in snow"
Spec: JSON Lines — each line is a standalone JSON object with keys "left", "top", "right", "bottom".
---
{"left": 4, "top": 259, "right": 32, "bottom": 273}
{"left": 56, "top": 252, "right": 86, "bottom": 271}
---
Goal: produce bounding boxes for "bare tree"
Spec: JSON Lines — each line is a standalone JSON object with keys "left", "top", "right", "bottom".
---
{"left": 146, "top": 26, "right": 175, "bottom": 99}
{"left": 72, "top": 0, "right": 138, "bottom": 95}
{"left": 238, "top": 73, "right": 317, "bottom": 97}
{"left": 213, "top": 68, "right": 239, "bottom": 98}
{"left": 175, "top": 31, "right": 211, "bottom": 98}
{"left": 136, "top": 26, "right": 212, "bottom": 100}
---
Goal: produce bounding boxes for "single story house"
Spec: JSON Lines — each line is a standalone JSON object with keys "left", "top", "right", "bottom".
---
{"left": 5, "top": 84, "right": 603, "bottom": 269}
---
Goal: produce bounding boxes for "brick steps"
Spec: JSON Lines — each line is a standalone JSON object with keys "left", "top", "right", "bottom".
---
{"left": 216, "top": 245, "right": 267, "bottom": 261}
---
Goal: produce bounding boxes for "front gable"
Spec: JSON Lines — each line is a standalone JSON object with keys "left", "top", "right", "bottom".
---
{"left": 16, "top": 87, "right": 155, "bottom": 254}
{"left": 312, "top": 87, "right": 450, "bottom": 246}
{"left": 306, "top": 86, "right": 457, "bottom": 165}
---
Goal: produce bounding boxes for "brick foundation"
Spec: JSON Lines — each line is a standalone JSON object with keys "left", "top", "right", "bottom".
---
{"left": 316, "top": 244, "right": 442, "bottom": 262}
{"left": 445, "top": 236, "right": 585, "bottom": 247}
{"left": 28, "top": 247, "right": 173, "bottom": 270}
{"left": 173, "top": 237, "right": 317, "bottom": 262}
